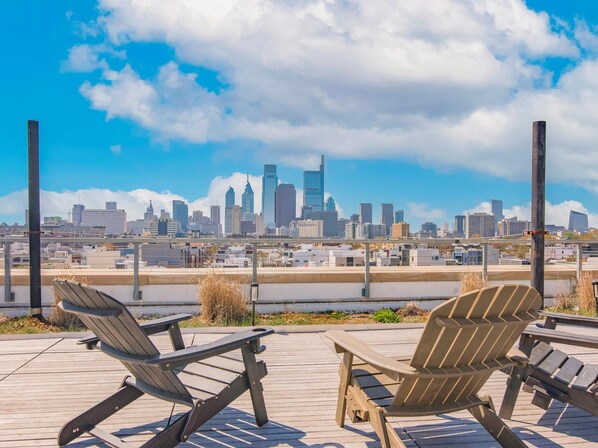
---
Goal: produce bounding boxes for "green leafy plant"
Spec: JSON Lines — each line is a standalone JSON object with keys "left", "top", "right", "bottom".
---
{"left": 372, "top": 308, "right": 401, "bottom": 323}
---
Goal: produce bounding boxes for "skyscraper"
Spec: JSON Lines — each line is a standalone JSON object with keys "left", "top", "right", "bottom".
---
{"left": 359, "top": 203, "right": 372, "bottom": 224}
{"left": 325, "top": 196, "right": 336, "bottom": 212}
{"left": 275, "top": 183, "right": 296, "bottom": 228}
{"left": 262, "top": 165, "right": 278, "bottom": 227}
{"left": 465, "top": 213, "right": 495, "bottom": 238}
{"left": 303, "top": 155, "right": 325, "bottom": 212}
{"left": 210, "top": 205, "right": 220, "bottom": 225}
{"left": 380, "top": 203, "right": 394, "bottom": 232}
{"left": 394, "top": 210, "right": 404, "bottom": 223}
{"left": 143, "top": 201, "right": 155, "bottom": 220}
{"left": 225, "top": 186, "right": 235, "bottom": 235}
{"left": 454, "top": 215, "right": 465, "bottom": 237}
{"left": 172, "top": 200, "right": 189, "bottom": 233}
{"left": 72, "top": 204, "right": 85, "bottom": 226}
{"left": 569, "top": 210, "right": 589, "bottom": 232}
{"left": 241, "top": 175, "right": 254, "bottom": 216}
{"left": 491, "top": 199, "right": 504, "bottom": 232}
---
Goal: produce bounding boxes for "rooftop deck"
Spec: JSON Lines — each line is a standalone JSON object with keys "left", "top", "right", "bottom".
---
{"left": 1, "top": 325, "right": 597, "bottom": 447}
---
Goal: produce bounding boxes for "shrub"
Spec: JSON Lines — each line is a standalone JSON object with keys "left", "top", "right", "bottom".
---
{"left": 49, "top": 274, "right": 88, "bottom": 328}
{"left": 198, "top": 272, "right": 249, "bottom": 325}
{"left": 576, "top": 271, "right": 598, "bottom": 314}
{"left": 372, "top": 308, "right": 401, "bottom": 323}
{"left": 552, "top": 291, "right": 578, "bottom": 311}
{"left": 459, "top": 272, "right": 488, "bottom": 294}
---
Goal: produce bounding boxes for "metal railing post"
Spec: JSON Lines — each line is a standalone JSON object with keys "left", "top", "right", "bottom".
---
{"left": 252, "top": 243, "right": 258, "bottom": 284}
{"left": 482, "top": 243, "right": 488, "bottom": 282}
{"left": 577, "top": 243, "right": 583, "bottom": 283}
{"left": 364, "top": 243, "right": 370, "bottom": 298}
{"left": 133, "top": 243, "right": 141, "bottom": 300}
{"left": 4, "top": 242, "right": 13, "bottom": 302}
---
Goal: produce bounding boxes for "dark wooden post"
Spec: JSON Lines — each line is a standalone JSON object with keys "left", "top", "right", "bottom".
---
{"left": 531, "top": 121, "right": 546, "bottom": 306}
{"left": 28, "top": 120, "right": 43, "bottom": 319}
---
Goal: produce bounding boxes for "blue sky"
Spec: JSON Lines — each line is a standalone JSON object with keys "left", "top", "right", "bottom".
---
{"left": 2, "top": 0, "right": 598, "bottom": 229}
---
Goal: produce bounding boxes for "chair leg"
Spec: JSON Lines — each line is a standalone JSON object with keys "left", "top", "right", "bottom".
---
{"left": 499, "top": 365, "right": 524, "bottom": 419}
{"left": 58, "top": 382, "right": 144, "bottom": 446}
{"left": 242, "top": 346, "right": 269, "bottom": 427}
{"left": 469, "top": 399, "right": 526, "bottom": 448}
{"left": 336, "top": 352, "right": 353, "bottom": 427}
{"left": 369, "top": 407, "right": 392, "bottom": 448}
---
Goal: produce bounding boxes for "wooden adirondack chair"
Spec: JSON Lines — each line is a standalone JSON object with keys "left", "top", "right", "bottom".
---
{"left": 53, "top": 279, "right": 274, "bottom": 448}
{"left": 500, "top": 311, "right": 598, "bottom": 420}
{"left": 326, "top": 285, "right": 541, "bottom": 448}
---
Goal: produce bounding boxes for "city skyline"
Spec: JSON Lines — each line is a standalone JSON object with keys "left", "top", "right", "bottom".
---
{"left": 2, "top": 1, "right": 598, "bottom": 229}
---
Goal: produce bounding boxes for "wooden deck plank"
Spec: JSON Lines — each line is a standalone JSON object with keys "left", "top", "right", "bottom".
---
{"left": 0, "top": 328, "right": 597, "bottom": 447}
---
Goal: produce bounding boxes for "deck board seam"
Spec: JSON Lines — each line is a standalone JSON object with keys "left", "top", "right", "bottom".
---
{"left": 0, "top": 338, "right": 63, "bottom": 382}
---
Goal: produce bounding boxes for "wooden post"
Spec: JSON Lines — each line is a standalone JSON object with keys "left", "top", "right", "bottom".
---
{"left": 28, "top": 120, "right": 42, "bottom": 319}
{"left": 364, "top": 243, "right": 370, "bottom": 298}
{"left": 531, "top": 121, "right": 546, "bottom": 306}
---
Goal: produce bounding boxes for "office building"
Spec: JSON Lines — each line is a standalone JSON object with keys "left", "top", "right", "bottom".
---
{"left": 359, "top": 203, "right": 372, "bottom": 224}
{"left": 303, "top": 155, "right": 325, "bottom": 212}
{"left": 420, "top": 221, "right": 438, "bottom": 238}
{"left": 225, "top": 186, "right": 235, "bottom": 235}
{"left": 465, "top": 212, "right": 495, "bottom": 238}
{"left": 491, "top": 200, "right": 504, "bottom": 223}
{"left": 569, "top": 210, "right": 589, "bottom": 232}
{"left": 357, "top": 223, "right": 387, "bottom": 239}
{"left": 241, "top": 175, "right": 254, "bottom": 216}
{"left": 210, "top": 205, "right": 220, "bottom": 225}
{"left": 105, "top": 201, "right": 117, "bottom": 211}
{"left": 391, "top": 222, "right": 410, "bottom": 238}
{"left": 172, "top": 200, "right": 188, "bottom": 233}
{"left": 325, "top": 196, "right": 336, "bottom": 212}
{"left": 262, "top": 164, "right": 278, "bottom": 227}
{"left": 380, "top": 203, "right": 394, "bottom": 232}
{"left": 311, "top": 210, "right": 339, "bottom": 237}
{"left": 454, "top": 215, "right": 465, "bottom": 237}
{"left": 394, "top": 210, "right": 404, "bottom": 224}
{"left": 232, "top": 205, "right": 242, "bottom": 235}
{"left": 297, "top": 219, "right": 324, "bottom": 238}
{"left": 72, "top": 204, "right": 85, "bottom": 226}
{"left": 275, "top": 183, "right": 296, "bottom": 228}
{"left": 80, "top": 203, "right": 126, "bottom": 235}
{"left": 498, "top": 217, "right": 530, "bottom": 236}
{"left": 149, "top": 218, "right": 178, "bottom": 237}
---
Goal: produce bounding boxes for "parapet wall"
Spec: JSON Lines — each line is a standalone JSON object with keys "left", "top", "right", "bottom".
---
{"left": 0, "top": 265, "right": 583, "bottom": 316}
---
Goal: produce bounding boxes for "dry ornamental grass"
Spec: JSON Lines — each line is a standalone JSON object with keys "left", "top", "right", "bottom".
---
{"left": 576, "top": 271, "right": 598, "bottom": 313}
{"left": 459, "top": 272, "right": 489, "bottom": 294}
{"left": 198, "top": 272, "right": 249, "bottom": 325}
{"left": 50, "top": 274, "right": 89, "bottom": 328}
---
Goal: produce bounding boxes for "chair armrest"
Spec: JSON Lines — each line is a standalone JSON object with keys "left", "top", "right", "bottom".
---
{"left": 506, "top": 347, "right": 530, "bottom": 367}
{"left": 538, "top": 311, "right": 598, "bottom": 329}
{"left": 147, "top": 327, "right": 274, "bottom": 370}
{"left": 523, "top": 325, "right": 598, "bottom": 350}
{"left": 326, "top": 330, "right": 416, "bottom": 381}
{"left": 78, "top": 314, "right": 193, "bottom": 349}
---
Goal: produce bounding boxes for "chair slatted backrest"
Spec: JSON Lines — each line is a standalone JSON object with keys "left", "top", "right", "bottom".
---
{"left": 53, "top": 280, "right": 192, "bottom": 405}
{"left": 392, "top": 285, "right": 541, "bottom": 408}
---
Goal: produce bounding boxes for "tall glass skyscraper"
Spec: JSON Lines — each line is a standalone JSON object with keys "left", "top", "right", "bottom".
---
{"left": 242, "top": 175, "right": 254, "bottom": 215}
{"left": 275, "top": 183, "right": 296, "bottom": 228}
{"left": 325, "top": 196, "right": 336, "bottom": 212}
{"left": 359, "top": 203, "right": 372, "bottom": 224}
{"left": 225, "top": 187, "right": 235, "bottom": 235}
{"left": 394, "top": 210, "right": 404, "bottom": 223}
{"left": 262, "top": 165, "right": 278, "bottom": 227}
{"left": 380, "top": 203, "right": 394, "bottom": 232}
{"left": 172, "top": 200, "right": 188, "bottom": 233}
{"left": 303, "top": 155, "right": 325, "bottom": 212}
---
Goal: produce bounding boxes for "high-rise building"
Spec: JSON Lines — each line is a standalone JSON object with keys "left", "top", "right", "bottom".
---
{"left": 303, "top": 155, "right": 325, "bottom": 212}
{"left": 105, "top": 201, "right": 117, "bottom": 211}
{"left": 569, "top": 210, "right": 589, "bottom": 232}
{"left": 81, "top": 203, "right": 126, "bottom": 235}
{"left": 143, "top": 201, "right": 155, "bottom": 221}
{"left": 232, "top": 205, "right": 243, "bottom": 234}
{"left": 172, "top": 200, "right": 189, "bottom": 233}
{"left": 241, "top": 175, "right": 254, "bottom": 216}
{"left": 262, "top": 164, "right": 278, "bottom": 227}
{"left": 275, "top": 183, "right": 296, "bottom": 228}
{"left": 498, "top": 217, "right": 530, "bottom": 236}
{"left": 311, "top": 210, "right": 339, "bottom": 237}
{"left": 225, "top": 187, "right": 235, "bottom": 235}
{"left": 465, "top": 213, "right": 495, "bottom": 238}
{"left": 359, "top": 203, "right": 372, "bottom": 224}
{"left": 297, "top": 219, "right": 324, "bottom": 238}
{"left": 72, "top": 204, "right": 85, "bottom": 226}
{"left": 380, "top": 203, "right": 394, "bottom": 232}
{"left": 210, "top": 205, "right": 221, "bottom": 225}
{"left": 394, "top": 210, "right": 404, "bottom": 224}
{"left": 420, "top": 221, "right": 438, "bottom": 237}
{"left": 391, "top": 222, "right": 410, "bottom": 238}
{"left": 325, "top": 196, "right": 336, "bottom": 212}
{"left": 454, "top": 215, "right": 465, "bottom": 237}
{"left": 491, "top": 200, "right": 504, "bottom": 232}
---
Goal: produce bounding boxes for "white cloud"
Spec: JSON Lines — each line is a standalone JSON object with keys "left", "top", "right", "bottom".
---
{"left": 66, "top": 1, "right": 598, "bottom": 195}
{"left": 62, "top": 44, "right": 125, "bottom": 73}
{"left": 407, "top": 202, "right": 446, "bottom": 222}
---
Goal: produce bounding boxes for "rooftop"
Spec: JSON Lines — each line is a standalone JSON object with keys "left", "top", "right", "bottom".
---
{"left": 1, "top": 324, "right": 597, "bottom": 447}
